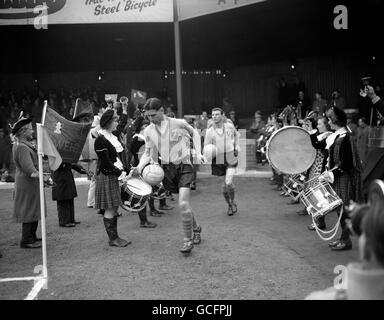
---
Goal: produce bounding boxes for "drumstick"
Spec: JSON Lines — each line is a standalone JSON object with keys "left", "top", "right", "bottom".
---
{"left": 305, "top": 167, "right": 338, "bottom": 185}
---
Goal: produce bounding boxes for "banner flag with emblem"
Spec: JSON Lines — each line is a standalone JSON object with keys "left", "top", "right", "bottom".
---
{"left": 36, "top": 124, "right": 62, "bottom": 171}
{"left": 42, "top": 106, "right": 92, "bottom": 164}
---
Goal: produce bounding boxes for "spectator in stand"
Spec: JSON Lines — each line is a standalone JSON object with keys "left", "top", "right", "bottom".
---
{"left": 165, "top": 106, "right": 175, "bottom": 118}
{"left": 250, "top": 111, "right": 266, "bottom": 140}
{"left": 330, "top": 89, "right": 346, "bottom": 110}
{"left": 357, "top": 117, "right": 369, "bottom": 167}
{"left": 229, "top": 110, "right": 240, "bottom": 130}
{"left": 296, "top": 90, "right": 311, "bottom": 119}
{"left": 347, "top": 114, "right": 358, "bottom": 144}
{"left": 312, "top": 92, "right": 328, "bottom": 116}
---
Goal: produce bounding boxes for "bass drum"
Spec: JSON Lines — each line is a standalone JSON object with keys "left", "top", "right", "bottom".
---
{"left": 266, "top": 126, "right": 316, "bottom": 175}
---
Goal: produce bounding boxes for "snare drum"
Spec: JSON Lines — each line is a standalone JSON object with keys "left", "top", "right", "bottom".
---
{"left": 266, "top": 126, "right": 316, "bottom": 174}
{"left": 152, "top": 182, "right": 167, "bottom": 200}
{"left": 120, "top": 177, "right": 152, "bottom": 212}
{"left": 301, "top": 181, "right": 343, "bottom": 219}
{"left": 281, "top": 174, "right": 306, "bottom": 200}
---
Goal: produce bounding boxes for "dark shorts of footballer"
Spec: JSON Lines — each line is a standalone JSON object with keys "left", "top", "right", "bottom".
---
{"left": 162, "top": 163, "right": 195, "bottom": 193}
{"left": 211, "top": 153, "right": 238, "bottom": 177}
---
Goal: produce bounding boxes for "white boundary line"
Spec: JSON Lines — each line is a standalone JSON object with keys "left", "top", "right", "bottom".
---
{"left": 0, "top": 276, "right": 40, "bottom": 282}
{"left": 25, "top": 277, "right": 47, "bottom": 300}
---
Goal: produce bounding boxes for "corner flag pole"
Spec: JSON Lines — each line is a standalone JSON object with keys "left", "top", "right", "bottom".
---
{"left": 36, "top": 123, "right": 48, "bottom": 285}
{"left": 173, "top": 0, "right": 183, "bottom": 118}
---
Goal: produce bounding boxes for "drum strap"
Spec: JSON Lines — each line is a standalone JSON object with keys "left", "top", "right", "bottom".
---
{"left": 312, "top": 206, "right": 343, "bottom": 241}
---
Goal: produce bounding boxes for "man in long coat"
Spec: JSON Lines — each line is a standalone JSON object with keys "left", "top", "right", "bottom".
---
{"left": 11, "top": 114, "right": 41, "bottom": 249}
{"left": 52, "top": 162, "right": 86, "bottom": 227}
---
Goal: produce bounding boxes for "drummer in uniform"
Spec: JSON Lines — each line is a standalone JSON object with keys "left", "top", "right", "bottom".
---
{"left": 204, "top": 107, "right": 240, "bottom": 216}
{"left": 310, "top": 107, "right": 363, "bottom": 251}
{"left": 132, "top": 98, "right": 206, "bottom": 255}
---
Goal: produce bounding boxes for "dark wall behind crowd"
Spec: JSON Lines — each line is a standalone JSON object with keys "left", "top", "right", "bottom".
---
{"left": 1, "top": 53, "right": 382, "bottom": 116}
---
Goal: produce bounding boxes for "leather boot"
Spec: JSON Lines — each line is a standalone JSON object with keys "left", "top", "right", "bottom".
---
{"left": 103, "top": 217, "right": 131, "bottom": 247}
{"left": 138, "top": 209, "right": 157, "bottom": 228}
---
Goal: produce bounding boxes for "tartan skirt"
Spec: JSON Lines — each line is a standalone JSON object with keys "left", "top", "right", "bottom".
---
{"left": 95, "top": 172, "right": 122, "bottom": 210}
{"left": 333, "top": 172, "right": 354, "bottom": 204}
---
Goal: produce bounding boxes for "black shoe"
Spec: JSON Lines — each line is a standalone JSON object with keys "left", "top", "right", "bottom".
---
{"left": 227, "top": 205, "right": 234, "bottom": 216}
{"left": 88, "top": 205, "right": 93, "bottom": 208}
{"left": 331, "top": 240, "right": 352, "bottom": 251}
{"left": 59, "top": 223, "right": 76, "bottom": 228}
{"left": 109, "top": 238, "right": 131, "bottom": 247}
{"left": 140, "top": 221, "right": 157, "bottom": 228}
{"left": 150, "top": 209, "right": 163, "bottom": 217}
{"left": 328, "top": 240, "right": 341, "bottom": 248}
{"left": 158, "top": 204, "right": 174, "bottom": 211}
{"left": 97, "top": 209, "right": 105, "bottom": 215}
{"left": 20, "top": 242, "right": 42, "bottom": 249}
{"left": 190, "top": 182, "right": 196, "bottom": 190}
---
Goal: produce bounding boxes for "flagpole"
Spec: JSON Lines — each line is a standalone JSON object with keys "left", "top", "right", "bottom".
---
{"left": 42, "top": 100, "right": 48, "bottom": 125}
{"left": 173, "top": 0, "right": 183, "bottom": 118}
{"left": 73, "top": 98, "right": 80, "bottom": 120}
{"left": 36, "top": 123, "right": 48, "bottom": 285}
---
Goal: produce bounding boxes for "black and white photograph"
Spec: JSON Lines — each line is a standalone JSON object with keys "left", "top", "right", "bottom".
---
{"left": 1, "top": 0, "right": 384, "bottom": 304}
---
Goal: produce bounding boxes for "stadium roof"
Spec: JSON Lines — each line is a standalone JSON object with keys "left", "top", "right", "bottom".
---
{"left": 1, "top": 0, "right": 382, "bottom": 73}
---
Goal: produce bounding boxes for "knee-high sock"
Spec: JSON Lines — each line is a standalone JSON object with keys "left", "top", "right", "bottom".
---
{"left": 227, "top": 184, "right": 235, "bottom": 203}
{"left": 192, "top": 211, "right": 200, "bottom": 231}
{"left": 181, "top": 209, "right": 193, "bottom": 241}
{"left": 87, "top": 179, "right": 96, "bottom": 207}
{"left": 222, "top": 184, "right": 231, "bottom": 205}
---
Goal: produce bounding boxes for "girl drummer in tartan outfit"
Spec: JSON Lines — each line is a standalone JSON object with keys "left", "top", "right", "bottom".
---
{"left": 300, "top": 116, "right": 332, "bottom": 228}
{"left": 94, "top": 109, "right": 130, "bottom": 248}
{"left": 309, "top": 107, "right": 363, "bottom": 251}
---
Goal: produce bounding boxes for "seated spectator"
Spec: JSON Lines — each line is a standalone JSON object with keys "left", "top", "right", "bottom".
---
{"left": 330, "top": 89, "right": 346, "bottom": 110}
{"left": 295, "top": 90, "right": 311, "bottom": 119}
{"left": 312, "top": 92, "right": 328, "bottom": 116}
{"left": 249, "top": 111, "right": 266, "bottom": 140}
{"left": 229, "top": 110, "right": 240, "bottom": 130}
